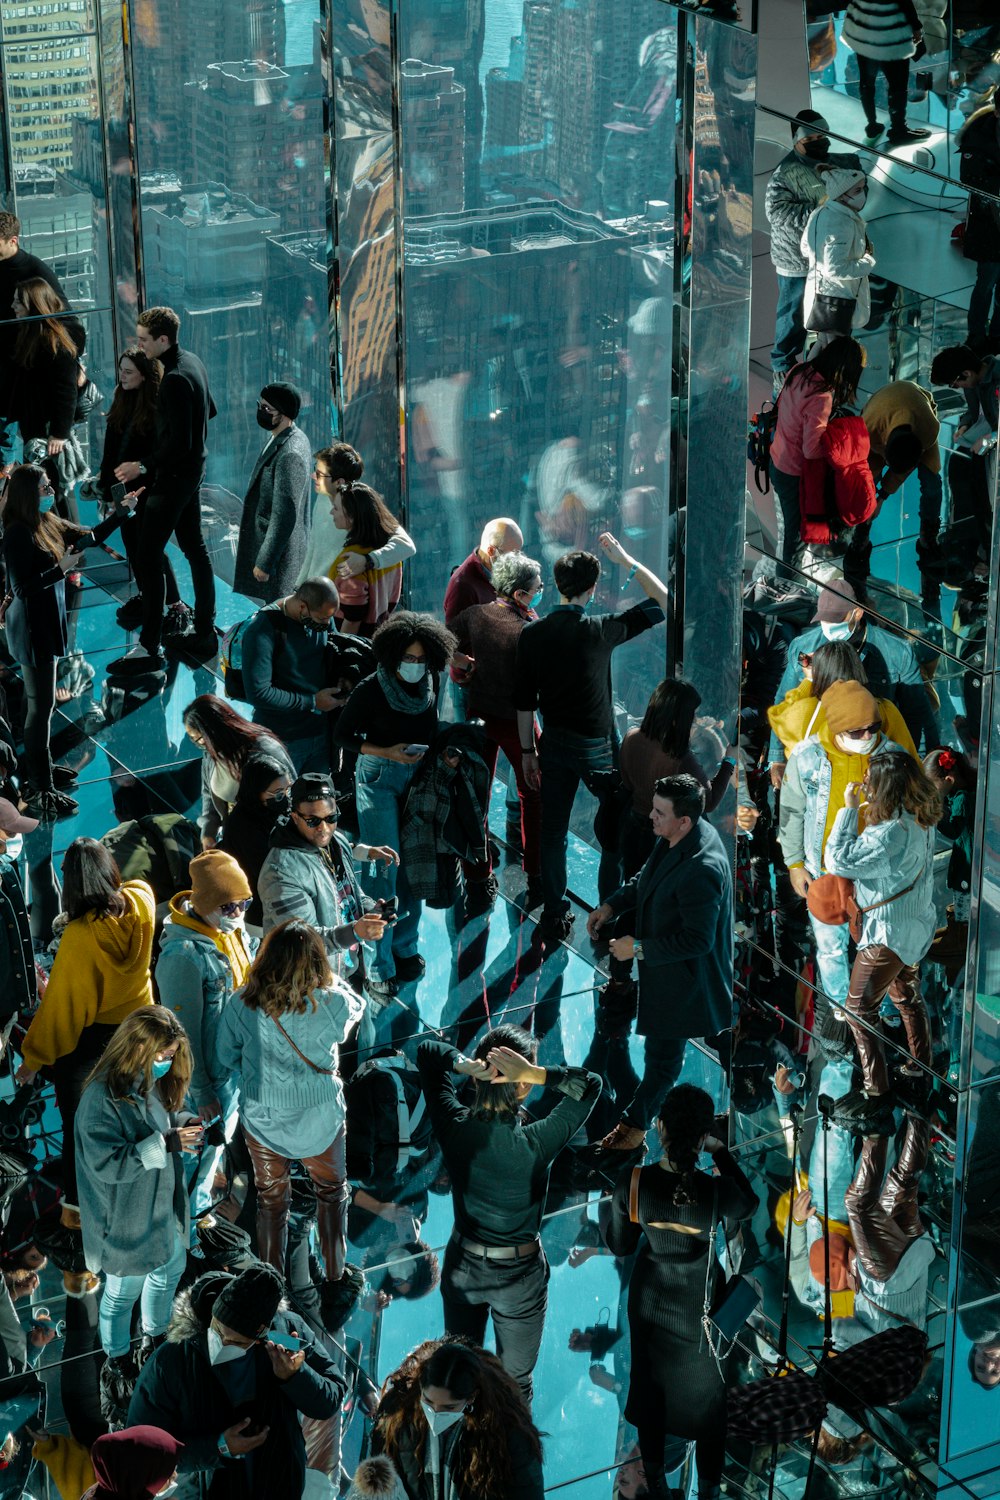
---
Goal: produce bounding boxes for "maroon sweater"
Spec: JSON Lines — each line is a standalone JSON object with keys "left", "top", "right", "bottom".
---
{"left": 444, "top": 551, "right": 496, "bottom": 624}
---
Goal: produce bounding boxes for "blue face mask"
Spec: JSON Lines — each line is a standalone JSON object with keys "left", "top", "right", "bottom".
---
{"left": 528, "top": 589, "right": 544, "bottom": 611}
{"left": 821, "top": 619, "right": 854, "bottom": 642}
{"left": 398, "top": 660, "right": 426, "bottom": 684}
{"left": 39, "top": 490, "right": 55, "bottom": 513}
{"left": 151, "top": 1057, "right": 173, "bottom": 1079}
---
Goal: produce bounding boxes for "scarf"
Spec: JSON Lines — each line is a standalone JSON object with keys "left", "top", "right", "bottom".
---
{"left": 377, "top": 663, "right": 434, "bottom": 716}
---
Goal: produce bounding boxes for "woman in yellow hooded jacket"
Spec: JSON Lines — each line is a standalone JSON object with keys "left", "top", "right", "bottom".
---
{"left": 768, "top": 641, "right": 917, "bottom": 764}
{"left": 17, "top": 838, "right": 154, "bottom": 1217}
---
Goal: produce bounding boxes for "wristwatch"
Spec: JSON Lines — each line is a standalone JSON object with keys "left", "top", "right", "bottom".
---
{"left": 633, "top": 941, "right": 644, "bottom": 962}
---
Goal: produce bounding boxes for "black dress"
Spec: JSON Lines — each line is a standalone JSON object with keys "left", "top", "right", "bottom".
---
{"left": 605, "top": 1151, "right": 757, "bottom": 1445}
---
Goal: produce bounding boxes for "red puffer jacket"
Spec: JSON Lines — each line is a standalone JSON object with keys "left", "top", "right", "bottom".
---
{"left": 799, "top": 412, "right": 877, "bottom": 544}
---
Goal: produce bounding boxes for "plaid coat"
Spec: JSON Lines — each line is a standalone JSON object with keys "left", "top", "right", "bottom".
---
{"left": 400, "top": 722, "right": 491, "bottom": 906}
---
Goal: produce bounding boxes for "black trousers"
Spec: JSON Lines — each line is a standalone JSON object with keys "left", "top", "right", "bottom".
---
{"left": 856, "top": 54, "right": 910, "bottom": 131}
{"left": 51, "top": 1023, "right": 115, "bottom": 1204}
{"left": 136, "top": 484, "right": 215, "bottom": 652}
{"left": 121, "top": 495, "right": 180, "bottom": 609}
{"left": 440, "top": 1238, "right": 548, "bottom": 1405}
{"left": 21, "top": 659, "right": 57, "bottom": 792}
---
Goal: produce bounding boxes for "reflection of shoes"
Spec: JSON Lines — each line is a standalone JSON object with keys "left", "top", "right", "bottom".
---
{"left": 137, "top": 1332, "right": 165, "bottom": 1368}
{"left": 164, "top": 628, "right": 217, "bottom": 662}
{"left": 393, "top": 952, "right": 426, "bottom": 983}
{"left": 107, "top": 645, "right": 166, "bottom": 676}
{"left": 23, "top": 789, "right": 78, "bottom": 821}
{"left": 115, "top": 594, "right": 144, "bottom": 628}
{"left": 51, "top": 765, "right": 78, "bottom": 789}
{"left": 59, "top": 1203, "right": 82, "bottom": 1231}
{"left": 597, "top": 1122, "right": 647, "bottom": 1153}
{"left": 465, "top": 874, "right": 498, "bottom": 914}
{"left": 100, "top": 1351, "right": 138, "bottom": 1427}
{"left": 863, "top": 123, "right": 885, "bottom": 143}
{"left": 320, "top": 1264, "right": 366, "bottom": 1333}
{"left": 365, "top": 974, "right": 398, "bottom": 1001}
{"left": 538, "top": 909, "right": 574, "bottom": 943}
{"left": 888, "top": 125, "right": 931, "bottom": 144}
{"left": 753, "top": 577, "right": 813, "bottom": 609}
{"left": 162, "top": 601, "right": 193, "bottom": 637}
{"left": 828, "top": 1089, "right": 896, "bottom": 1136}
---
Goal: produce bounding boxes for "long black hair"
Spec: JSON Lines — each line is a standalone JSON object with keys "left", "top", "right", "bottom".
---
{"left": 639, "top": 678, "right": 701, "bottom": 759}
{"left": 62, "top": 838, "right": 127, "bottom": 921}
{"left": 657, "top": 1083, "right": 716, "bottom": 1206}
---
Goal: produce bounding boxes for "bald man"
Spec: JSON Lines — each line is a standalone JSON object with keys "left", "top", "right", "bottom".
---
{"left": 444, "top": 517, "right": 523, "bottom": 624}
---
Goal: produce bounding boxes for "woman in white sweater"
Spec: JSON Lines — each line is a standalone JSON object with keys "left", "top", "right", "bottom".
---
{"left": 801, "top": 168, "right": 876, "bottom": 343}
{"left": 824, "top": 751, "right": 941, "bottom": 1105}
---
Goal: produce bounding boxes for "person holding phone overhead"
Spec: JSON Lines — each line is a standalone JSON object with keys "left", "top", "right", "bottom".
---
{"left": 334, "top": 611, "right": 457, "bottom": 1000}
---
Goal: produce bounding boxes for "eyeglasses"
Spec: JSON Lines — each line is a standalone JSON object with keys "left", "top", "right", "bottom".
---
{"left": 219, "top": 898, "right": 252, "bottom": 916}
{"left": 295, "top": 811, "right": 338, "bottom": 828}
{"left": 312, "top": 468, "right": 333, "bottom": 481}
{"left": 401, "top": 653, "right": 424, "bottom": 664}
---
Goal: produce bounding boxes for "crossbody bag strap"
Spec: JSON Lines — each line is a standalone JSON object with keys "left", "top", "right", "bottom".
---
{"left": 628, "top": 1165, "right": 642, "bottom": 1225}
{"left": 854, "top": 866, "right": 923, "bottom": 918}
{"left": 270, "top": 1012, "right": 335, "bottom": 1075}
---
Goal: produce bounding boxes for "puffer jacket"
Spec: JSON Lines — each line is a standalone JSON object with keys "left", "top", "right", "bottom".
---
{"left": 779, "top": 725, "right": 911, "bottom": 876}
{"left": 765, "top": 153, "right": 831, "bottom": 276}
{"left": 800, "top": 413, "right": 878, "bottom": 542}
{"left": 959, "top": 107, "right": 1000, "bottom": 264}
{"left": 801, "top": 192, "right": 875, "bottom": 330}
{"left": 842, "top": 0, "right": 919, "bottom": 60}
{"left": 154, "top": 896, "right": 255, "bottom": 1112}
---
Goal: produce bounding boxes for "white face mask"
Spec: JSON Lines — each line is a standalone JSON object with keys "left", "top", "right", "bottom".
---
{"left": 208, "top": 1327, "right": 252, "bottom": 1366}
{"left": 215, "top": 914, "right": 243, "bottom": 934}
{"left": 837, "top": 733, "right": 878, "bottom": 756}
{"left": 1, "top": 833, "right": 22, "bottom": 861}
{"left": 820, "top": 619, "right": 854, "bottom": 642}
{"left": 420, "top": 1398, "right": 466, "bottom": 1437}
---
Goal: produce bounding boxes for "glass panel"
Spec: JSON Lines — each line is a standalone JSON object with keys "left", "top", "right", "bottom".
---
{"left": 128, "top": 0, "right": 330, "bottom": 497}
{"left": 0, "top": 0, "right": 94, "bottom": 39}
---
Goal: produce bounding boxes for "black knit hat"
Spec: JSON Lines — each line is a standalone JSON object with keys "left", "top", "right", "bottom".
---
{"left": 260, "top": 381, "right": 302, "bottom": 420}
{"left": 213, "top": 1264, "right": 284, "bottom": 1336}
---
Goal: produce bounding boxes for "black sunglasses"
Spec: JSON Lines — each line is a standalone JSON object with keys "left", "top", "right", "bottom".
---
{"left": 220, "top": 898, "right": 252, "bottom": 916}
{"left": 296, "top": 811, "right": 338, "bottom": 828}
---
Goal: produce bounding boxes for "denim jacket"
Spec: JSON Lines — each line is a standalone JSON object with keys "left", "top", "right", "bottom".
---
{"left": 779, "top": 734, "right": 910, "bottom": 876}
{"left": 824, "top": 807, "right": 937, "bottom": 964}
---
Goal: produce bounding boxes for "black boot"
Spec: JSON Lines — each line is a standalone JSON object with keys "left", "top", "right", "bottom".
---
{"left": 319, "top": 1263, "right": 366, "bottom": 1333}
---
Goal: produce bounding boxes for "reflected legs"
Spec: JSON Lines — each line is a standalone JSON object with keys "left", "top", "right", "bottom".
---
{"left": 845, "top": 1115, "right": 929, "bottom": 1283}
{"left": 967, "top": 261, "right": 1000, "bottom": 343}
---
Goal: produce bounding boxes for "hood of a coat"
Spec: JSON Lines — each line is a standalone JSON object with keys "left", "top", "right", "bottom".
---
{"left": 78, "top": 881, "right": 154, "bottom": 977}
{"left": 162, "top": 891, "right": 218, "bottom": 946}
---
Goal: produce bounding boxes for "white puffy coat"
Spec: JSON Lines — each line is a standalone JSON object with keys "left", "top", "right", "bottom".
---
{"left": 800, "top": 197, "right": 876, "bottom": 330}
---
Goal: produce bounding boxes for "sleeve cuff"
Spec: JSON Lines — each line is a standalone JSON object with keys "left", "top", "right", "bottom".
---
{"left": 136, "top": 1134, "right": 168, "bottom": 1171}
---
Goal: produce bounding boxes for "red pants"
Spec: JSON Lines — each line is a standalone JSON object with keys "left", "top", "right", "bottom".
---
{"left": 463, "top": 713, "right": 541, "bottom": 878}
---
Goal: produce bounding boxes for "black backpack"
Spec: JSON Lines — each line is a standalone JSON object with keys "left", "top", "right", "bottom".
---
{"left": 747, "top": 398, "right": 780, "bottom": 494}
{"left": 345, "top": 1053, "right": 432, "bottom": 1183}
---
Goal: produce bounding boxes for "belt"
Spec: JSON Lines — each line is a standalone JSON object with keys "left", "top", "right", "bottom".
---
{"left": 454, "top": 1234, "right": 540, "bottom": 1261}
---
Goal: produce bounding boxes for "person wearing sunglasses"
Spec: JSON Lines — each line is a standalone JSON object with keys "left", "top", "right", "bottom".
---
{"left": 155, "top": 851, "right": 256, "bottom": 1227}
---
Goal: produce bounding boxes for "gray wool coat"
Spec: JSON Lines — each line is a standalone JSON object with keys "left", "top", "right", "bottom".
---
{"left": 74, "top": 1079, "right": 189, "bottom": 1277}
{"left": 233, "top": 424, "right": 312, "bottom": 603}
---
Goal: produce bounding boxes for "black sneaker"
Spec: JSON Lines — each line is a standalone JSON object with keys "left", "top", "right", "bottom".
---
{"left": 538, "top": 909, "right": 574, "bottom": 944}
{"left": 22, "top": 788, "right": 78, "bottom": 821}
{"left": 51, "top": 764, "right": 78, "bottom": 789}
{"left": 365, "top": 974, "right": 398, "bottom": 1001}
{"left": 115, "top": 594, "right": 144, "bottom": 628}
{"left": 887, "top": 125, "right": 931, "bottom": 145}
{"left": 136, "top": 1332, "right": 165, "bottom": 1368}
{"left": 107, "top": 645, "right": 167, "bottom": 676}
{"left": 162, "top": 600, "right": 194, "bottom": 637}
{"left": 319, "top": 1263, "right": 366, "bottom": 1333}
{"left": 164, "top": 628, "right": 218, "bottom": 663}
{"left": 393, "top": 952, "right": 426, "bottom": 983}
{"left": 465, "top": 874, "right": 499, "bottom": 914}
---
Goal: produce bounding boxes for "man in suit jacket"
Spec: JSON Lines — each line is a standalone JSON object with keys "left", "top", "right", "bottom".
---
{"left": 587, "top": 772, "right": 734, "bottom": 1152}
{"left": 234, "top": 382, "right": 312, "bottom": 603}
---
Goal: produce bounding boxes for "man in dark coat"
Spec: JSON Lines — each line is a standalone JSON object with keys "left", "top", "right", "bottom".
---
{"left": 233, "top": 382, "right": 312, "bottom": 604}
{"left": 959, "top": 96, "right": 1000, "bottom": 342}
{"left": 110, "top": 305, "right": 217, "bottom": 675}
{"left": 587, "top": 772, "right": 734, "bottom": 1152}
{"left": 127, "top": 1263, "right": 346, "bottom": 1500}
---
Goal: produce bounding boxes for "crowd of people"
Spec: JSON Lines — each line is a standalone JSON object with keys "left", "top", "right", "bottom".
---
{"left": 0, "top": 68, "right": 994, "bottom": 1496}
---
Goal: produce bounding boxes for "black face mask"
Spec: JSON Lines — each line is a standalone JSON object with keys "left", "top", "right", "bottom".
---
{"left": 801, "top": 137, "right": 830, "bottom": 160}
{"left": 265, "top": 792, "right": 290, "bottom": 819}
{"left": 256, "top": 405, "right": 280, "bottom": 430}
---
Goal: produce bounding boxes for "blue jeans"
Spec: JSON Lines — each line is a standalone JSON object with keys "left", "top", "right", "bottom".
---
{"left": 968, "top": 261, "right": 1000, "bottom": 342}
{"left": 355, "top": 754, "right": 422, "bottom": 981}
{"left": 538, "top": 727, "right": 619, "bottom": 917}
{"left": 771, "top": 274, "right": 808, "bottom": 375}
{"left": 807, "top": 1056, "right": 856, "bottom": 1222}
{"left": 809, "top": 909, "right": 851, "bottom": 1008}
{"left": 285, "top": 730, "right": 332, "bottom": 776}
{"left": 99, "top": 1237, "right": 187, "bottom": 1357}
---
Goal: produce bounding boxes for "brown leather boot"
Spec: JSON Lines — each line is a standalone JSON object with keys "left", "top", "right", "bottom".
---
{"left": 598, "top": 1122, "right": 647, "bottom": 1153}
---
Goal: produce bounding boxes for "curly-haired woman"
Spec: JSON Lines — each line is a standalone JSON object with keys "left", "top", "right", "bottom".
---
{"left": 371, "top": 1338, "right": 544, "bottom": 1500}
{"left": 334, "top": 611, "right": 456, "bottom": 998}
{"left": 605, "top": 1085, "right": 758, "bottom": 1500}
